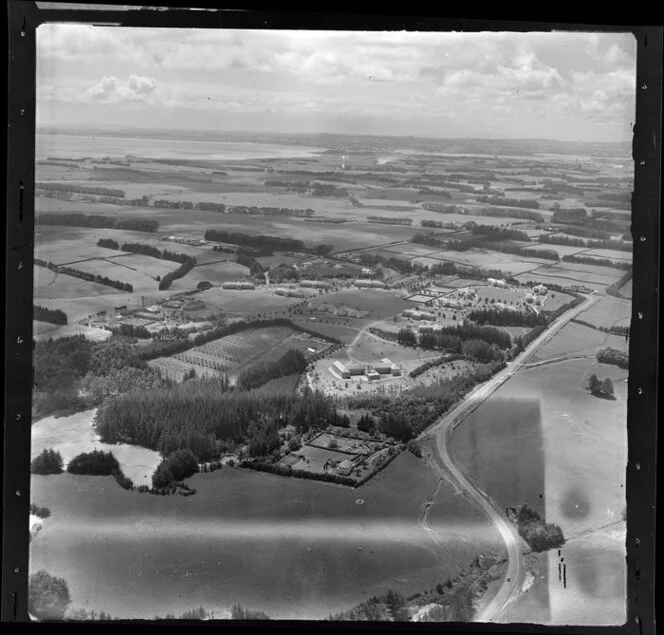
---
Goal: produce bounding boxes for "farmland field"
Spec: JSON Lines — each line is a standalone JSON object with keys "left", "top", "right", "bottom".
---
{"left": 529, "top": 322, "right": 627, "bottom": 362}
{"left": 581, "top": 248, "right": 632, "bottom": 262}
{"left": 195, "top": 288, "right": 302, "bottom": 314}
{"left": 29, "top": 451, "right": 491, "bottom": 620}
{"left": 574, "top": 295, "right": 632, "bottom": 330}
{"left": 34, "top": 267, "right": 127, "bottom": 301}
{"left": 309, "top": 289, "right": 411, "bottom": 318}
{"left": 515, "top": 265, "right": 623, "bottom": 288}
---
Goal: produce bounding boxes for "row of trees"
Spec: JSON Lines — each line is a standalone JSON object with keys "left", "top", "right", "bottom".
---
{"left": 470, "top": 225, "right": 531, "bottom": 241}
{"left": 121, "top": 242, "right": 192, "bottom": 264}
{"left": 562, "top": 254, "right": 632, "bottom": 270}
{"left": 204, "top": 229, "right": 307, "bottom": 253}
{"left": 399, "top": 322, "right": 512, "bottom": 350}
{"left": 476, "top": 195, "right": 540, "bottom": 209}
{"left": 36, "top": 212, "right": 158, "bottom": 232}
{"left": 539, "top": 234, "right": 632, "bottom": 253}
{"left": 158, "top": 256, "right": 196, "bottom": 290}
{"left": 467, "top": 307, "right": 547, "bottom": 327}
{"left": 33, "top": 305, "right": 67, "bottom": 325}
{"left": 36, "top": 182, "right": 125, "bottom": 197}
{"left": 35, "top": 258, "right": 133, "bottom": 292}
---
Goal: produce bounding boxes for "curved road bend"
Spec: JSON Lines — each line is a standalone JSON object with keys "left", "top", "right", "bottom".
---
{"left": 418, "top": 293, "right": 600, "bottom": 622}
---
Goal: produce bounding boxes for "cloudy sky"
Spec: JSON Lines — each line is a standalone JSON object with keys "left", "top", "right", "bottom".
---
{"left": 37, "top": 26, "right": 636, "bottom": 141}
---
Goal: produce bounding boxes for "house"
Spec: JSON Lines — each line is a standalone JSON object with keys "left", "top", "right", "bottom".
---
{"left": 239, "top": 281, "right": 255, "bottom": 290}
{"left": 533, "top": 284, "right": 548, "bottom": 295}
{"left": 333, "top": 360, "right": 351, "bottom": 379}
{"left": 300, "top": 279, "right": 330, "bottom": 289}
{"left": 337, "top": 459, "right": 355, "bottom": 476}
{"left": 375, "top": 358, "right": 393, "bottom": 374}
{"left": 347, "top": 363, "right": 366, "bottom": 376}
{"left": 184, "top": 299, "right": 206, "bottom": 311}
{"left": 390, "top": 364, "right": 402, "bottom": 376}
{"left": 222, "top": 281, "right": 241, "bottom": 290}
{"left": 365, "top": 369, "right": 381, "bottom": 381}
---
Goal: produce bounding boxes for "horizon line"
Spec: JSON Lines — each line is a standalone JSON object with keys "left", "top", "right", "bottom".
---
{"left": 36, "top": 124, "right": 632, "bottom": 146}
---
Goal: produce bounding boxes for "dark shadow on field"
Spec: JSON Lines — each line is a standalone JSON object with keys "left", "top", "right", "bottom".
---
{"left": 447, "top": 397, "right": 551, "bottom": 622}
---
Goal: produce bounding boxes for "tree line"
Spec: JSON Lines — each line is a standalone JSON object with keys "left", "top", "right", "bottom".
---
{"left": 35, "top": 258, "right": 133, "bottom": 292}
{"left": 562, "top": 254, "right": 631, "bottom": 270}
{"left": 597, "top": 347, "right": 629, "bottom": 369}
{"left": 467, "top": 307, "right": 547, "bottom": 327}
{"left": 204, "top": 229, "right": 307, "bottom": 253}
{"left": 476, "top": 195, "right": 540, "bottom": 209}
{"left": 36, "top": 212, "right": 158, "bottom": 232}
{"left": 470, "top": 225, "right": 531, "bottom": 241}
{"left": 95, "top": 372, "right": 339, "bottom": 460}
{"left": 36, "top": 182, "right": 125, "bottom": 197}
{"left": 33, "top": 305, "right": 67, "bottom": 325}
{"left": 158, "top": 256, "right": 197, "bottom": 290}
{"left": 539, "top": 233, "right": 632, "bottom": 252}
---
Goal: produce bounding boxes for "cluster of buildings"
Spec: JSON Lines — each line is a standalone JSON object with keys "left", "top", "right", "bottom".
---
{"left": 403, "top": 308, "right": 436, "bottom": 321}
{"left": 532, "top": 284, "right": 548, "bottom": 295}
{"left": 332, "top": 358, "right": 401, "bottom": 380}
{"left": 162, "top": 235, "right": 207, "bottom": 246}
{"left": 487, "top": 278, "right": 508, "bottom": 288}
{"left": 457, "top": 287, "right": 477, "bottom": 299}
{"left": 299, "top": 279, "right": 331, "bottom": 289}
{"left": 354, "top": 279, "right": 386, "bottom": 289}
{"left": 222, "top": 281, "right": 256, "bottom": 290}
{"left": 274, "top": 288, "right": 306, "bottom": 298}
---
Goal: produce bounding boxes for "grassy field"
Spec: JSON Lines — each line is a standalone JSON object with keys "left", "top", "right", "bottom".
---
{"left": 581, "top": 248, "right": 632, "bottom": 262}
{"left": 195, "top": 287, "right": 302, "bottom": 315}
{"left": 350, "top": 333, "right": 437, "bottom": 364}
{"left": 530, "top": 322, "right": 628, "bottom": 361}
{"left": 34, "top": 266, "right": 125, "bottom": 300}
{"left": 309, "top": 290, "right": 411, "bottom": 318}
{"left": 29, "top": 450, "right": 489, "bottom": 620}
{"left": 515, "top": 264, "right": 623, "bottom": 288}
{"left": 523, "top": 243, "right": 589, "bottom": 257}
{"left": 575, "top": 295, "right": 632, "bottom": 330}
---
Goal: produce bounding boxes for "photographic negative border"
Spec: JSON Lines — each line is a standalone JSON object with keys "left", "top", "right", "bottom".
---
{"left": 4, "top": 3, "right": 660, "bottom": 631}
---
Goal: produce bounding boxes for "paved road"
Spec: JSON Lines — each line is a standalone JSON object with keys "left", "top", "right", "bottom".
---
{"left": 419, "top": 293, "right": 600, "bottom": 622}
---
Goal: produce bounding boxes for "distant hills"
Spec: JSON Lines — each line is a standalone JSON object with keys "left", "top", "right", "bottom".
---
{"left": 37, "top": 125, "right": 631, "bottom": 158}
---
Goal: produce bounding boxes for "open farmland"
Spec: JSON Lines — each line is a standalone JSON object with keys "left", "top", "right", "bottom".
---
{"left": 581, "top": 248, "right": 633, "bottom": 262}
{"left": 308, "top": 289, "right": 411, "bottom": 319}
{"left": 574, "top": 295, "right": 632, "bottom": 330}
{"left": 528, "top": 322, "right": 628, "bottom": 362}
{"left": 515, "top": 264, "right": 625, "bottom": 288}
{"left": 195, "top": 287, "right": 304, "bottom": 315}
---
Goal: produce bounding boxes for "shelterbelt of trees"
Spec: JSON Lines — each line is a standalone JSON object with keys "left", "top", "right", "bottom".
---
{"left": 34, "top": 258, "right": 133, "bottom": 292}
{"left": 539, "top": 233, "right": 633, "bottom": 252}
{"left": 36, "top": 182, "right": 125, "bottom": 197}
{"left": 96, "top": 383, "right": 339, "bottom": 461}
{"left": 36, "top": 212, "right": 159, "bottom": 233}
{"left": 34, "top": 305, "right": 67, "bottom": 325}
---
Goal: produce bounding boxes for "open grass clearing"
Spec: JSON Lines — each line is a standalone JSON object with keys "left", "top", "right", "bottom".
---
{"left": 31, "top": 408, "right": 162, "bottom": 487}
{"left": 195, "top": 287, "right": 303, "bottom": 315}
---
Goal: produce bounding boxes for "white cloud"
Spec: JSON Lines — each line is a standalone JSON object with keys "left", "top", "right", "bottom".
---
{"left": 85, "top": 75, "right": 158, "bottom": 102}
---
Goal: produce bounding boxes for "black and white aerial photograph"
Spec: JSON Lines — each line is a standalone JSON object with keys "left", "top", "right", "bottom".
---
{"left": 24, "top": 11, "right": 641, "bottom": 624}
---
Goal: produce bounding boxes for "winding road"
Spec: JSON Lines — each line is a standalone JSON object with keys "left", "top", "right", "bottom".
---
{"left": 418, "top": 292, "right": 600, "bottom": 622}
